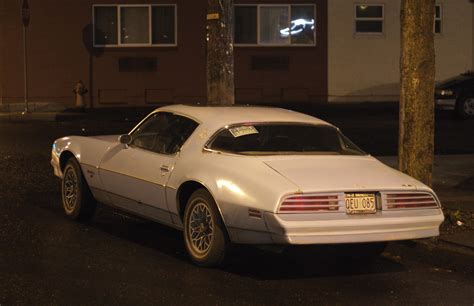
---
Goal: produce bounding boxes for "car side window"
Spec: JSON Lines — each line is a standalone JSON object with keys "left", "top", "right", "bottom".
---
{"left": 130, "top": 112, "right": 198, "bottom": 155}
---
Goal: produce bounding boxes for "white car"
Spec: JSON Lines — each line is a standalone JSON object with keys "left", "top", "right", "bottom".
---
{"left": 51, "top": 105, "right": 444, "bottom": 267}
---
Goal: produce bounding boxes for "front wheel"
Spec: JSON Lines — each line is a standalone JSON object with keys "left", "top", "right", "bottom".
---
{"left": 456, "top": 96, "right": 474, "bottom": 118}
{"left": 61, "top": 158, "right": 96, "bottom": 221}
{"left": 183, "top": 189, "right": 230, "bottom": 267}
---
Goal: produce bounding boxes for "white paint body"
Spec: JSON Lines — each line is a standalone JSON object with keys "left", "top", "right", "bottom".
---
{"left": 51, "top": 105, "right": 444, "bottom": 245}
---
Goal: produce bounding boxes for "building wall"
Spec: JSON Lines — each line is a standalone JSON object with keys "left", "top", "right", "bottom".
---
{"left": 0, "top": 0, "right": 327, "bottom": 108}
{"left": 328, "top": 0, "right": 474, "bottom": 102}
{"left": 1, "top": 0, "right": 208, "bottom": 108}
{"left": 234, "top": 0, "right": 328, "bottom": 104}
{"left": 0, "top": 0, "right": 4, "bottom": 105}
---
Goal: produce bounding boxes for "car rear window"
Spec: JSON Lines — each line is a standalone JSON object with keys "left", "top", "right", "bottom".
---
{"left": 207, "top": 124, "right": 366, "bottom": 155}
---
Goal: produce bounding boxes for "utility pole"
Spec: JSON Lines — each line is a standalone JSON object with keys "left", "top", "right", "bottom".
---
{"left": 206, "top": 0, "right": 235, "bottom": 105}
{"left": 399, "top": 0, "right": 436, "bottom": 186}
{"left": 21, "top": 0, "right": 30, "bottom": 114}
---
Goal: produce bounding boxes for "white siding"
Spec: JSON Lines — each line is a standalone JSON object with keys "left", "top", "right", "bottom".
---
{"left": 328, "top": 0, "right": 474, "bottom": 102}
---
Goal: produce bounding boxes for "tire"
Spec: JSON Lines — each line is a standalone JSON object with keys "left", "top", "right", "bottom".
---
{"left": 61, "top": 158, "right": 96, "bottom": 221}
{"left": 456, "top": 96, "right": 474, "bottom": 118}
{"left": 183, "top": 189, "right": 230, "bottom": 267}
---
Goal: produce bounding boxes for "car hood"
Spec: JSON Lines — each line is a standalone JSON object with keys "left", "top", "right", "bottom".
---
{"left": 436, "top": 74, "right": 472, "bottom": 89}
{"left": 90, "top": 135, "right": 121, "bottom": 143}
{"left": 262, "top": 155, "right": 423, "bottom": 193}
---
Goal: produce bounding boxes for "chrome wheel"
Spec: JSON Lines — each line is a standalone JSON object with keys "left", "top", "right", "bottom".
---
{"left": 184, "top": 189, "right": 229, "bottom": 267}
{"left": 63, "top": 166, "right": 78, "bottom": 214}
{"left": 188, "top": 202, "right": 214, "bottom": 254}
{"left": 463, "top": 98, "right": 474, "bottom": 116}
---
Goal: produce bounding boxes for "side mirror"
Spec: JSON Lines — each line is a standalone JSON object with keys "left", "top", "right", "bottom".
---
{"left": 118, "top": 134, "right": 132, "bottom": 145}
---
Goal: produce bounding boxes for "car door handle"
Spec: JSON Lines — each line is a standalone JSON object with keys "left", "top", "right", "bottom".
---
{"left": 160, "top": 165, "right": 170, "bottom": 173}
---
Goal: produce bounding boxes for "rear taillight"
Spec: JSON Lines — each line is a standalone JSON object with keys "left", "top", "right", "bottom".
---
{"left": 278, "top": 194, "right": 341, "bottom": 213}
{"left": 383, "top": 192, "right": 439, "bottom": 209}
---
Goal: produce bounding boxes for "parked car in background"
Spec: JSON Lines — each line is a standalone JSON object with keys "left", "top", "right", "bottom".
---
{"left": 435, "top": 71, "right": 474, "bottom": 118}
{"left": 51, "top": 105, "right": 444, "bottom": 267}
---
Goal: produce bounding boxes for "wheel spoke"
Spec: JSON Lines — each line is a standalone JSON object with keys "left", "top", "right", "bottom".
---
{"left": 62, "top": 167, "right": 79, "bottom": 213}
{"left": 187, "top": 202, "right": 215, "bottom": 253}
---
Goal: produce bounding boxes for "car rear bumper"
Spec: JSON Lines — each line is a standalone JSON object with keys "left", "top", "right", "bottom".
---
{"left": 259, "top": 209, "right": 444, "bottom": 245}
{"left": 435, "top": 98, "right": 456, "bottom": 110}
{"left": 227, "top": 209, "right": 444, "bottom": 245}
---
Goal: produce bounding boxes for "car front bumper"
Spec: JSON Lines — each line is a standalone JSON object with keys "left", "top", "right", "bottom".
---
{"left": 51, "top": 149, "right": 62, "bottom": 178}
{"left": 435, "top": 98, "right": 456, "bottom": 110}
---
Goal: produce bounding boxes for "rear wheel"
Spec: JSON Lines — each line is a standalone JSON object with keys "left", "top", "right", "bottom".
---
{"left": 61, "top": 158, "right": 96, "bottom": 221}
{"left": 183, "top": 189, "right": 230, "bottom": 267}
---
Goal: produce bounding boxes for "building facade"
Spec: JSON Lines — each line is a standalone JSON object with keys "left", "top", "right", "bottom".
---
{"left": 0, "top": 0, "right": 472, "bottom": 108}
{"left": 328, "top": 0, "right": 474, "bottom": 102}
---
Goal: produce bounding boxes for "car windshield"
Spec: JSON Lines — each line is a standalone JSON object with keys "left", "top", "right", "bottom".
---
{"left": 208, "top": 124, "right": 366, "bottom": 156}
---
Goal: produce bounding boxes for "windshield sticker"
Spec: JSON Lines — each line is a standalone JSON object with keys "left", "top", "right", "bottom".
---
{"left": 229, "top": 126, "right": 259, "bottom": 138}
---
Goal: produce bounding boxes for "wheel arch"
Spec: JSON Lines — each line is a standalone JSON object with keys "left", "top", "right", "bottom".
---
{"left": 59, "top": 150, "right": 77, "bottom": 171}
{"left": 176, "top": 180, "right": 230, "bottom": 237}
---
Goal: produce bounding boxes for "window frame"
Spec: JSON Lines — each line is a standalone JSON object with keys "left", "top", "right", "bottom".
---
{"left": 129, "top": 111, "right": 200, "bottom": 155}
{"left": 354, "top": 3, "right": 384, "bottom": 36}
{"left": 434, "top": 4, "right": 442, "bottom": 34}
{"left": 234, "top": 3, "right": 317, "bottom": 47}
{"left": 92, "top": 4, "right": 178, "bottom": 48}
{"left": 204, "top": 122, "right": 367, "bottom": 156}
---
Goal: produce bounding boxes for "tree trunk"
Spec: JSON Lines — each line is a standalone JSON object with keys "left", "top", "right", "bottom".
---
{"left": 206, "top": 0, "right": 235, "bottom": 105}
{"left": 399, "top": 0, "right": 436, "bottom": 187}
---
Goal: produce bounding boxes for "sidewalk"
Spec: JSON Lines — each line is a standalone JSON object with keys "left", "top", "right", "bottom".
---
{"left": 0, "top": 101, "right": 401, "bottom": 122}
{"left": 0, "top": 102, "right": 157, "bottom": 122}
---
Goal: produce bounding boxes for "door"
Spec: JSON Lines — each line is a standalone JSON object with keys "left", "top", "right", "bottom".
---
{"left": 99, "top": 112, "right": 198, "bottom": 224}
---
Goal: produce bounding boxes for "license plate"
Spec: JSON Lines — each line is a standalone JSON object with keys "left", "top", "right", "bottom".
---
{"left": 345, "top": 193, "right": 376, "bottom": 214}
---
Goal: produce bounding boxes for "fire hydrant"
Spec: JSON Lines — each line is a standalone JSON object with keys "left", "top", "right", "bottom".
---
{"left": 73, "top": 80, "right": 88, "bottom": 110}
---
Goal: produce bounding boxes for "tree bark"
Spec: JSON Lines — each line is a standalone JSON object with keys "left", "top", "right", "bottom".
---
{"left": 206, "top": 0, "right": 235, "bottom": 105}
{"left": 399, "top": 0, "right": 436, "bottom": 187}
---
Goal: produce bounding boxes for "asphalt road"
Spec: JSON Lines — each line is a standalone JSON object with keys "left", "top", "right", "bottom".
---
{"left": 1, "top": 111, "right": 474, "bottom": 305}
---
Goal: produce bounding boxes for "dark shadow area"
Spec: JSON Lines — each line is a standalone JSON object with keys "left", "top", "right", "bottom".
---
{"left": 79, "top": 204, "right": 405, "bottom": 281}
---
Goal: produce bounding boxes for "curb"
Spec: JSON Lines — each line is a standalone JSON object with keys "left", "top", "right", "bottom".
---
{"left": 0, "top": 112, "right": 92, "bottom": 122}
{"left": 414, "top": 236, "right": 474, "bottom": 256}
{"left": 0, "top": 113, "right": 58, "bottom": 122}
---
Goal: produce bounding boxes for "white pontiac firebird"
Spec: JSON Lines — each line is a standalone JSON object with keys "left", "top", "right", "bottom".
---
{"left": 51, "top": 105, "right": 444, "bottom": 266}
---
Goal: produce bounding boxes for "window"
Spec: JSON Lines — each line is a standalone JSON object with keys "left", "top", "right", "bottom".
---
{"left": 208, "top": 124, "right": 366, "bottom": 156}
{"left": 435, "top": 4, "right": 442, "bottom": 34}
{"left": 234, "top": 4, "right": 316, "bottom": 46}
{"left": 131, "top": 112, "right": 198, "bottom": 154}
{"left": 355, "top": 4, "right": 384, "bottom": 34}
{"left": 93, "top": 5, "right": 177, "bottom": 47}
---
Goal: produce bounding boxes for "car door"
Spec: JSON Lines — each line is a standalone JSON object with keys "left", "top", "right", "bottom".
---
{"left": 98, "top": 112, "right": 198, "bottom": 225}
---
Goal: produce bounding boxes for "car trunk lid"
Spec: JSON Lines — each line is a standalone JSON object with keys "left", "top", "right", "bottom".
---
{"left": 262, "top": 155, "right": 421, "bottom": 193}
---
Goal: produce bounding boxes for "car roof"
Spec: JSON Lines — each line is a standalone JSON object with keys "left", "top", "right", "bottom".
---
{"left": 155, "top": 104, "right": 331, "bottom": 132}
